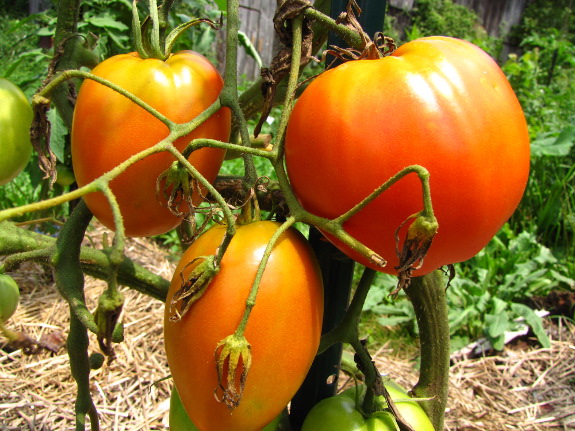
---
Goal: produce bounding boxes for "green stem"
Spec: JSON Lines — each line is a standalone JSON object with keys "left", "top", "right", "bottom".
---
{"left": 50, "top": 0, "right": 99, "bottom": 128}
{"left": 221, "top": 0, "right": 257, "bottom": 189}
{"left": 37, "top": 70, "right": 175, "bottom": 127}
{"left": 303, "top": 6, "right": 365, "bottom": 50}
{"left": 404, "top": 271, "right": 450, "bottom": 431}
{"left": 185, "top": 139, "right": 275, "bottom": 160}
{"left": 52, "top": 201, "right": 98, "bottom": 333}
{"left": 272, "top": 14, "right": 304, "bottom": 160}
{"left": 132, "top": 0, "right": 148, "bottom": 58}
{"left": 0, "top": 221, "right": 169, "bottom": 301}
{"left": 235, "top": 217, "right": 297, "bottom": 336}
{"left": 53, "top": 200, "right": 99, "bottom": 430}
{"left": 68, "top": 312, "right": 100, "bottom": 431}
{"left": 334, "top": 165, "right": 434, "bottom": 225}
{"left": 149, "top": 0, "right": 166, "bottom": 59}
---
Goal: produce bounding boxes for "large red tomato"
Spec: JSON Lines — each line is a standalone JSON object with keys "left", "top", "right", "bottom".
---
{"left": 164, "top": 221, "right": 324, "bottom": 431}
{"left": 285, "top": 36, "right": 530, "bottom": 275}
{"left": 71, "top": 51, "right": 230, "bottom": 237}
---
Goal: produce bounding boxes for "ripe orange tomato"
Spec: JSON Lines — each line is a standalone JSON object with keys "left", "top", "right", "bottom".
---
{"left": 71, "top": 51, "right": 230, "bottom": 237}
{"left": 164, "top": 221, "right": 324, "bottom": 431}
{"left": 285, "top": 37, "right": 530, "bottom": 275}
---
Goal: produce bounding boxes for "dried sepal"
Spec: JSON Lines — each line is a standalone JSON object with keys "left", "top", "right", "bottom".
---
{"left": 93, "top": 289, "right": 125, "bottom": 362}
{"left": 156, "top": 162, "right": 220, "bottom": 241}
{"left": 168, "top": 255, "right": 219, "bottom": 322}
{"left": 213, "top": 333, "right": 252, "bottom": 410}
{"left": 255, "top": 0, "right": 314, "bottom": 136}
{"left": 393, "top": 212, "right": 439, "bottom": 294}
{"left": 30, "top": 95, "right": 57, "bottom": 186}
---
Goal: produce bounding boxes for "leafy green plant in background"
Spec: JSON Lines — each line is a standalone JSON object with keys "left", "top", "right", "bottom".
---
{"left": 363, "top": 224, "right": 574, "bottom": 351}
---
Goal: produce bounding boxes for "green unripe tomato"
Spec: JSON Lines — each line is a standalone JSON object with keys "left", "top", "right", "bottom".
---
{"left": 0, "top": 78, "right": 33, "bottom": 186}
{"left": 301, "top": 382, "right": 435, "bottom": 431}
{"left": 0, "top": 274, "right": 20, "bottom": 323}
{"left": 56, "top": 164, "right": 76, "bottom": 187}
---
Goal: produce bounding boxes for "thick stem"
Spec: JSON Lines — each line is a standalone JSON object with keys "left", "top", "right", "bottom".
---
{"left": 54, "top": 200, "right": 99, "bottom": 430}
{"left": 304, "top": 6, "right": 365, "bottom": 50}
{"left": 0, "top": 221, "right": 170, "bottom": 301}
{"left": 405, "top": 271, "right": 450, "bottom": 431}
{"left": 51, "top": 0, "right": 99, "bottom": 128}
{"left": 68, "top": 312, "right": 100, "bottom": 431}
{"left": 221, "top": 0, "right": 257, "bottom": 189}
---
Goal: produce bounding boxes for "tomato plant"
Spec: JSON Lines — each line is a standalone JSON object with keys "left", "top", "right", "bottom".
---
{"left": 164, "top": 221, "right": 324, "bottom": 431}
{"left": 301, "top": 382, "right": 435, "bottom": 431}
{"left": 71, "top": 51, "right": 231, "bottom": 237}
{"left": 0, "top": 274, "right": 20, "bottom": 323}
{"left": 285, "top": 36, "right": 530, "bottom": 275}
{"left": 0, "top": 78, "right": 33, "bottom": 186}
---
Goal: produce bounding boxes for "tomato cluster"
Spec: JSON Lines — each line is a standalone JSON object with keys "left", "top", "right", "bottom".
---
{"left": 302, "top": 383, "right": 435, "bottom": 431}
{"left": 64, "top": 29, "right": 529, "bottom": 431}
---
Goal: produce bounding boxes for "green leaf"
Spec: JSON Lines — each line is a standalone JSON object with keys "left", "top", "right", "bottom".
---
{"left": 531, "top": 126, "right": 575, "bottom": 157}
{"left": 213, "top": 0, "right": 227, "bottom": 11}
{"left": 510, "top": 303, "right": 551, "bottom": 348}
{"left": 485, "top": 309, "right": 510, "bottom": 338}
{"left": 86, "top": 16, "right": 129, "bottom": 31}
{"left": 238, "top": 30, "right": 263, "bottom": 68}
{"left": 377, "top": 315, "right": 414, "bottom": 327}
{"left": 47, "top": 108, "right": 68, "bottom": 163}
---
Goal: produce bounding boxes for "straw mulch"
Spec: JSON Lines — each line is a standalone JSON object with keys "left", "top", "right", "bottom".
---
{"left": 1, "top": 225, "right": 574, "bottom": 430}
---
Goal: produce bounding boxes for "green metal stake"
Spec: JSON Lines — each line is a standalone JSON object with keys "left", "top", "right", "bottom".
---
{"left": 289, "top": 2, "right": 387, "bottom": 429}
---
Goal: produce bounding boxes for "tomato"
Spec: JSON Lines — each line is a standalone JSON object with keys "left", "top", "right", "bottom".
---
{"left": 285, "top": 36, "right": 530, "bottom": 275}
{"left": 169, "top": 387, "right": 199, "bottom": 431}
{"left": 0, "top": 274, "right": 20, "bottom": 323}
{"left": 301, "top": 382, "right": 435, "bottom": 431}
{"left": 169, "top": 386, "right": 281, "bottom": 431}
{"left": 164, "top": 221, "right": 324, "bottom": 431}
{"left": 71, "top": 51, "right": 231, "bottom": 237}
{"left": 0, "top": 78, "right": 33, "bottom": 186}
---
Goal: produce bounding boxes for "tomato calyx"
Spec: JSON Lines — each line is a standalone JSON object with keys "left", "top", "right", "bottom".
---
{"left": 394, "top": 212, "right": 439, "bottom": 294}
{"left": 167, "top": 255, "right": 220, "bottom": 322}
{"left": 214, "top": 333, "right": 252, "bottom": 410}
{"left": 157, "top": 161, "right": 197, "bottom": 219}
{"left": 131, "top": 0, "right": 221, "bottom": 60}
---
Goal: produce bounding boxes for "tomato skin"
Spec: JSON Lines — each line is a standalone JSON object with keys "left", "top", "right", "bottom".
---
{"left": 164, "top": 221, "right": 324, "bottom": 431}
{"left": 301, "top": 383, "right": 435, "bottom": 431}
{"left": 71, "top": 51, "right": 230, "bottom": 237}
{"left": 0, "top": 78, "right": 33, "bottom": 186}
{"left": 169, "top": 386, "right": 281, "bottom": 431}
{"left": 285, "top": 36, "right": 530, "bottom": 275}
{"left": 0, "top": 274, "right": 20, "bottom": 323}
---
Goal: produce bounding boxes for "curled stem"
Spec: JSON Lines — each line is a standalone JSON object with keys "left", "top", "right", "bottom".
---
{"left": 213, "top": 217, "right": 296, "bottom": 409}
{"left": 53, "top": 200, "right": 99, "bottom": 430}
